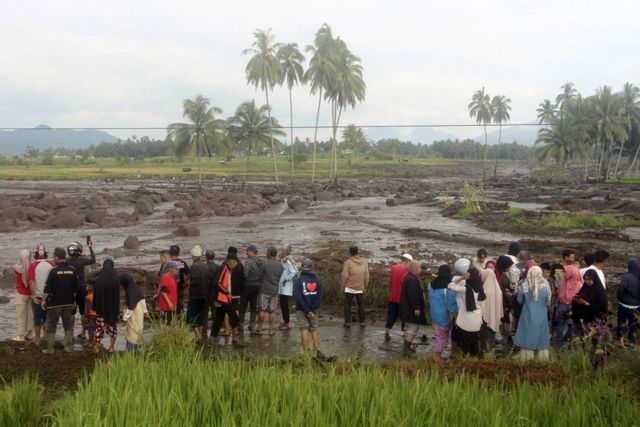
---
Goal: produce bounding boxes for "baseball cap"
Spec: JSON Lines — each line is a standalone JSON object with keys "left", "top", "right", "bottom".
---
{"left": 53, "top": 247, "right": 67, "bottom": 259}
{"left": 301, "top": 258, "right": 313, "bottom": 270}
{"left": 401, "top": 253, "right": 413, "bottom": 261}
{"left": 205, "top": 248, "right": 215, "bottom": 260}
{"left": 246, "top": 244, "right": 258, "bottom": 253}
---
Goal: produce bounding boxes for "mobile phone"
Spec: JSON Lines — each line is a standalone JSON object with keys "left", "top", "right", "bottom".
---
{"left": 86, "top": 235, "right": 91, "bottom": 245}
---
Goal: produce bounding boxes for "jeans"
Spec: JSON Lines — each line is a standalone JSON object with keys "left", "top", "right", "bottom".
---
{"left": 344, "top": 292, "right": 365, "bottom": 324}
{"left": 385, "top": 302, "right": 400, "bottom": 329}
{"left": 617, "top": 304, "right": 639, "bottom": 341}
{"left": 555, "top": 302, "right": 573, "bottom": 341}
{"left": 46, "top": 306, "right": 74, "bottom": 336}
{"left": 239, "top": 285, "right": 260, "bottom": 325}
{"left": 279, "top": 295, "right": 290, "bottom": 324}
{"left": 32, "top": 299, "right": 47, "bottom": 327}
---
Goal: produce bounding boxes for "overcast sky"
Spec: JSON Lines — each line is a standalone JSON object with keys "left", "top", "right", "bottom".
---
{"left": 1, "top": 0, "right": 638, "bottom": 141}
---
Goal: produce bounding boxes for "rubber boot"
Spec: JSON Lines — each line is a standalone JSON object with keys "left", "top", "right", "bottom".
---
{"left": 42, "top": 333, "right": 55, "bottom": 355}
{"left": 64, "top": 331, "right": 74, "bottom": 353}
{"left": 402, "top": 341, "right": 415, "bottom": 358}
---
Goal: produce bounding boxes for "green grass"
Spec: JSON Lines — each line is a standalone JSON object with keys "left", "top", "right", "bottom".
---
{"left": 454, "top": 207, "right": 473, "bottom": 219}
{"left": 507, "top": 207, "right": 524, "bottom": 217}
{"left": 0, "top": 155, "right": 468, "bottom": 181}
{"left": 610, "top": 176, "right": 640, "bottom": 184}
{"left": 0, "top": 375, "right": 42, "bottom": 427}
{"left": 537, "top": 212, "right": 631, "bottom": 229}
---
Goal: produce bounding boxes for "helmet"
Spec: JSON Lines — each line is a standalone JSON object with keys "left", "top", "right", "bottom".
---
{"left": 67, "top": 241, "right": 83, "bottom": 257}
{"left": 34, "top": 243, "right": 48, "bottom": 259}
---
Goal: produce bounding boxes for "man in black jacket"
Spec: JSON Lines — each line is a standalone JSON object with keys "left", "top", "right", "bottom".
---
{"left": 42, "top": 247, "right": 79, "bottom": 354}
{"left": 399, "top": 261, "right": 427, "bottom": 356}
{"left": 617, "top": 258, "right": 640, "bottom": 347}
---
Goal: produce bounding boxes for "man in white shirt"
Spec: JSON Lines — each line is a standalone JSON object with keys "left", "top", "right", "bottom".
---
{"left": 585, "top": 250, "right": 609, "bottom": 289}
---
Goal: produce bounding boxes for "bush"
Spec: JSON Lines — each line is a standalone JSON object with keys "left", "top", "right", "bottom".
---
{"left": 0, "top": 375, "right": 43, "bottom": 427}
{"left": 538, "top": 212, "right": 628, "bottom": 229}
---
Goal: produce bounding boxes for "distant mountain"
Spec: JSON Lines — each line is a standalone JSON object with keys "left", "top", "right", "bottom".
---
{"left": 473, "top": 121, "right": 542, "bottom": 146}
{"left": 0, "top": 125, "right": 119, "bottom": 155}
{"left": 366, "top": 127, "right": 458, "bottom": 144}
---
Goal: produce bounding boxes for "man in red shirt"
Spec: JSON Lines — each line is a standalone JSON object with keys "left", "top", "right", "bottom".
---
{"left": 385, "top": 254, "right": 412, "bottom": 341}
{"left": 159, "top": 261, "right": 180, "bottom": 325}
{"left": 27, "top": 244, "right": 54, "bottom": 347}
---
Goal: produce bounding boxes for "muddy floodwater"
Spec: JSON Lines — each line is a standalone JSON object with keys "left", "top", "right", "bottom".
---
{"left": 1, "top": 169, "right": 639, "bottom": 359}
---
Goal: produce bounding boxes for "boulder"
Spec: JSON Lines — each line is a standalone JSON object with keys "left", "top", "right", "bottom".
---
{"left": 2, "top": 206, "right": 26, "bottom": 221}
{"left": 287, "top": 198, "right": 309, "bottom": 213}
{"left": 187, "top": 200, "right": 204, "bottom": 217}
{"left": 124, "top": 235, "right": 141, "bottom": 250}
{"left": 40, "top": 194, "right": 61, "bottom": 210}
{"left": 166, "top": 208, "right": 186, "bottom": 220}
{"left": 48, "top": 211, "right": 85, "bottom": 228}
{"left": 135, "top": 197, "right": 154, "bottom": 216}
{"left": 315, "top": 191, "right": 338, "bottom": 202}
{"left": 23, "top": 207, "right": 49, "bottom": 221}
{"left": 86, "top": 210, "right": 107, "bottom": 225}
{"left": 175, "top": 224, "right": 200, "bottom": 237}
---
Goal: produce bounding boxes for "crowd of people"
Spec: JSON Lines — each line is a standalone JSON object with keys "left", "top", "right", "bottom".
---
{"left": 9, "top": 237, "right": 640, "bottom": 364}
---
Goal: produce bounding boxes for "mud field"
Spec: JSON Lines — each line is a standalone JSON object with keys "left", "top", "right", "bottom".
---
{"left": 1, "top": 162, "right": 639, "bottom": 376}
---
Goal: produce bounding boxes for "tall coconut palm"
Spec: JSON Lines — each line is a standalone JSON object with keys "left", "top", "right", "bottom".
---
{"left": 227, "top": 100, "right": 285, "bottom": 189}
{"left": 468, "top": 87, "right": 493, "bottom": 181}
{"left": 243, "top": 29, "right": 282, "bottom": 183}
{"left": 277, "top": 43, "right": 305, "bottom": 188}
{"left": 305, "top": 23, "right": 336, "bottom": 184}
{"left": 617, "top": 82, "right": 640, "bottom": 176}
{"left": 593, "top": 85, "right": 627, "bottom": 180}
{"left": 565, "top": 95, "right": 596, "bottom": 181}
{"left": 491, "top": 95, "right": 512, "bottom": 179}
{"left": 535, "top": 117, "right": 574, "bottom": 167}
{"left": 167, "top": 95, "right": 224, "bottom": 187}
{"left": 556, "top": 82, "right": 578, "bottom": 120}
{"left": 325, "top": 38, "right": 366, "bottom": 184}
{"left": 536, "top": 99, "right": 557, "bottom": 125}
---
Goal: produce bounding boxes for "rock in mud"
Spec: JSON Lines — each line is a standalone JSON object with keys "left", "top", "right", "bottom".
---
{"left": 166, "top": 208, "right": 186, "bottom": 220}
{"left": 187, "top": 200, "right": 204, "bottom": 217}
{"left": 239, "top": 221, "right": 256, "bottom": 228}
{"left": 48, "top": 210, "right": 85, "bottom": 228}
{"left": 315, "top": 191, "right": 339, "bottom": 202}
{"left": 23, "top": 207, "right": 49, "bottom": 221}
{"left": 287, "top": 198, "right": 309, "bottom": 213}
{"left": 124, "top": 235, "right": 141, "bottom": 250}
{"left": 0, "top": 295, "right": 9, "bottom": 304}
{"left": 2, "top": 206, "right": 26, "bottom": 221}
{"left": 40, "top": 194, "right": 61, "bottom": 210}
{"left": 135, "top": 197, "right": 154, "bottom": 216}
{"left": 175, "top": 224, "right": 200, "bottom": 237}
{"left": 86, "top": 210, "right": 107, "bottom": 225}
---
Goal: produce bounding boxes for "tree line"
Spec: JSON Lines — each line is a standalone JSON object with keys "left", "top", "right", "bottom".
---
{"left": 534, "top": 82, "right": 640, "bottom": 180}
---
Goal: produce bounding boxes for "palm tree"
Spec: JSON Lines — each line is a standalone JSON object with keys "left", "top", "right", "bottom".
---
{"left": 556, "top": 82, "right": 578, "bottom": 117}
{"left": 167, "top": 95, "right": 224, "bottom": 187}
{"left": 325, "top": 38, "right": 366, "bottom": 184}
{"left": 593, "top": 85, "right": 627, "bottom": 180}
{"left": 243, "top": 29, "right": 282, "bottom": 183}
{"left": 468, "top": 87, "right": 493, "bottom": 181}
{"left": 491, "top": 95, "right": 512, "bottom": 179}
{"left": 535, "top": 117, "right": 574, "bottom": 167}
{"left": 564, "top": 95, "right": 596, "bottom": 181}
{"left": 536, "top": 99, "right": 557, "bottom": 125}
{"left": 227, "top": 100, "right": 285, "bottom": 189}
{"left": 618, "top": 82, "right": 640, "bottom": 176}
{"left": 277, "top": 43, "right": 305, "bottom": 188}
{"left": 305, "top": 24, "right": 336, "bottom": 184}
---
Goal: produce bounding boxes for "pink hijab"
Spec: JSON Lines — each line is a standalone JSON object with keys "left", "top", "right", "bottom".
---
{"left": 558, "top": 264, "right": 583, "bottom": 304}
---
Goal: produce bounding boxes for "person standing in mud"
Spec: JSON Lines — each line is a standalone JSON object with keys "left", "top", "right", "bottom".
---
{"left": 555, "top": 263, "right": 583, "bottom": 343}
{"left": 119, "top": 272, "right": 147, "bottom": 352}
{"left": 616, "top": 258, "right": 640, "bottom": 348}
{"left": 13, "top": 249, "right": 34, "bottom": 342}
{"left": 479, "top": 266, "right": 503, "bottom": 358}
{"left": 169, "top": 245, "right": 190, "bottom": 316}
{"left": 385, "top": 254, "right": 412, "bottom": 341}
{"left": 240, "top": 244, "right": 263, "bottom": 333}
{"left": 158, "top": 250, "right": 170, "bottom": 278}
{"left": 41, "top": 248, "right": 79, "bottom": 354}
{"left": 209, "top": 253, "right": 244, "bottom": 347}
{"left": 256, "top": 246, "right": 284, "bottom": 336}
{"left": 293, "top": 258, "right": 325, "bottom": 360}
{"left": 219, "top": 246, "right": 245, "bottom": 337}
{"left": 187, "top": 245, "right": 211, "bottom": 343}
{"left": 278, "top": 246, "right": 298, "bottom": 331}
{"left": 448, "top": 263, "right": 486, "bottom": 358}
{"left": 400, "top": 260, "right": 427, "bottom": 356}
{"left": 585, "top": 250, "right": 609, "bottom": 289}
{"left": 159, "top": 261, "right": 180, "bottom": 325}
{"left": 202, "top": 248, "right": 219, "bottom": 338}
{"left": 341, "top": 246, "right": 369, "bottom": 328}
{"left": 93, "top": 259, "right": 120, "bottom": 353}
{"left": 28, "top": 244, "right": 54, "bottom": 347}
{"left": 514, "top": 266, "right": 551, "bottom": 361}
{"left": 66, "top": 240, "right": 96, "bottom": 341}
{"left": 428, "top": 264, "right": 457, "bottom": 362}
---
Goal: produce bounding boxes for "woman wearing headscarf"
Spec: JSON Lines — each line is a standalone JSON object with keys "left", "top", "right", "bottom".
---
{"left": 13, "top": 249, "right": 34, "bottom": 342}
{"left": 428, "top": 264, "right": 458, "bottom": 362}
{"left": 572, "top": 269, "right": 609, "bottom": 366}
{"left": 555, "top": 264, "right": 583, "bottom": 343}
{"left": 448, "top": 263, "right": 486, "bottom": 357}
{"left": 399, "top": 261, "right": 427, "bottom": 356}
{"left": 479, "top": 266, "right": 503, "bottom": 358}
{"left": 514, "top": 266, "right": 551, "bottom": 360}
{"left": 93, "top": 259, "right": 120, "bottom": 353}
{"left": 119, "top": 273, "right": 147, "bottom": 352}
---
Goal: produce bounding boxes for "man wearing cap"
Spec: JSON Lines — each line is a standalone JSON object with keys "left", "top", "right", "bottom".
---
{"left": 159, "top": 261, "right": 180, "bottom": 325}
{"left": 293, "top": 258, "right": 324, "bottom": 360}
{"left": 210, "top": 253, "right": 244, "bottom": 347}
{"left": 41, "top": 247, "right": 79, "bottom": 354}
{"left": 385, "top": 253, "right": 413, "bottom": 341}
{"left": 340, "top": 246, "right": 370, "bottom": 328}
{"left": 240, "top": 244, "right": 263, "bottom": 333}
{"left": 28, "top": 243, "right": 54, "bottom": 348}
{"left": 187, "top": 245, "right": 211, "bottom": 343}
{"left": 169, "top": 245, "right": 190, "bottom": 316}
{"left": 202, "top": 248, "right": 219, "bottom": 338}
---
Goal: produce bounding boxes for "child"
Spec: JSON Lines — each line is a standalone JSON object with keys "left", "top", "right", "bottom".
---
{"left": 85, "top": 279, "right": 97, "bottom": 346}
{"left": 428, "top": 264, "right": 458, "bottom": 362}
{"left": 293, "top": 259, "right": 324, "bottom": 360}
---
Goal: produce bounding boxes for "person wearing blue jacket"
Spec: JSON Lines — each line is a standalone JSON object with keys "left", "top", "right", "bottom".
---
{"left": 617, "top": 258, "right": 640, "bottom": 347}
{"left": 293, "top": 258, "right": 324, "bottom": 360}
{"left": 428, "top": 264, "right": 458, "bottom": 362}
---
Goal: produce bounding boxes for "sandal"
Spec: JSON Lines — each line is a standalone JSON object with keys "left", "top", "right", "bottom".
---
{"left": 11, "top": 336, "right": 25, "bottom": 342}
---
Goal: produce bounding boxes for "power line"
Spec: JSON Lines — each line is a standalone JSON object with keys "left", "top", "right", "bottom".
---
{"left": 0, "top": 122, "right": 551, "bottom": 131}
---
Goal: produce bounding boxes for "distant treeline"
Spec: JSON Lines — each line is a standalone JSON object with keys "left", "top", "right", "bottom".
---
{"left": 18, "top": 136, "right": 535, "bottom": 162}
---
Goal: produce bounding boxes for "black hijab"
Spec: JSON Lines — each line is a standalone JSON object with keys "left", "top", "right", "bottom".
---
{"left": 496, "top": 255, "right": 514, "bottom": 274}
{"left": 93, "top": 259, "right": 120, "bottom": 324}
{"left": 430, "top": 264, "right": 452, "bottom": 290}
{"left": 118, "top": 272, "right": 143, "bottom": 310}
{"left": 577, "top": 269, "right": 608, "bottom": 318}
{"left": 466, "top": 267, "right": 486, "bottom": 312}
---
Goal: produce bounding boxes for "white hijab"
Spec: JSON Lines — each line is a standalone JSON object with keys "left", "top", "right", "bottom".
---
{"left": 14, "top": 249, "right": 31, "bottom": 287}
{"left": 480, "top": 268, "right": 503, "bottom": 334}
{"left": 521, "top": 266, "right": 550, "bottom": 303}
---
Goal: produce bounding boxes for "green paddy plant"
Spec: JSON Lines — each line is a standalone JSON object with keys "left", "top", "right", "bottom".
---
{"left": 0, "top": 375, "right": 43, "bottom": 427}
